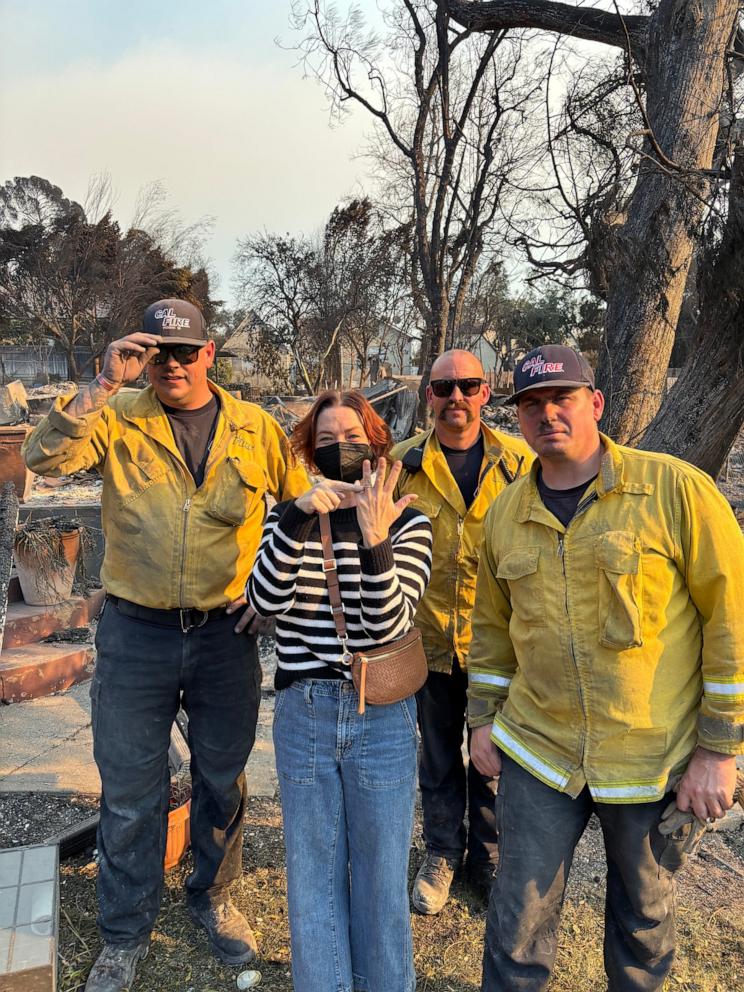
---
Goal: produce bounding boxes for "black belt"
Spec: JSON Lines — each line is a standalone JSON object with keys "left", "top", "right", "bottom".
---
{"left": 107, "top": 595, "right": 227, "bottom": 633}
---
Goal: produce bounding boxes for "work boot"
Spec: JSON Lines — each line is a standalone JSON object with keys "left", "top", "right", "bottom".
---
{"left": 189, "top": 899, "right": 258, "bottom": 966}
{"left": 411, "top": 854, "right": 459, "bottom": 915}
{"left": 84, "top": 939, "right": 149, "bottom": 992}
{"left": 466, "top": 860, "right": 496, "bottom": 909}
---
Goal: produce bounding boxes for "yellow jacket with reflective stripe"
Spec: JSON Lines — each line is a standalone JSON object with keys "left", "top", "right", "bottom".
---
{"left": 467, "top": 433, "right": 744, "bottom": 803}
{"left": 23, "top": 383, "right": 309, "bottom": 610}
{"left": 391, "top": 424, "right": 533, "bottom": 672}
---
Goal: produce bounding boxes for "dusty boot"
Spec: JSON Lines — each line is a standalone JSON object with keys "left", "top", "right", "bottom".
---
{"left": 84, "top": 940, "right": 149, "bottom": 992}
{"left": 189, "top": 899, "right": 258, "bottom": 966}
{"left": 411, "top": 854, "right": 459, "bottom": 915}
{"left": 466, "top": 860, "right": 496, "bottom": 909}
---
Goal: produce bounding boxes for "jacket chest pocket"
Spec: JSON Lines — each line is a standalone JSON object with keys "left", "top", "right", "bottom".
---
{"left": 595, "top": 531, "right": 643, "bottom": 649}
{"left": 496, "top": 548, "right": 546, "bottom": 626}
{"left": 114, "top": 436, "right": 168, "bottom": 507}
{"left": 206, "top": 457, "right": 267, "bottom": 526}
{"left": 412, "top": 497, "right": 441, "bottom": 524}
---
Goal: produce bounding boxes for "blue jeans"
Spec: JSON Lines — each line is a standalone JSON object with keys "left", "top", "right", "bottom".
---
{"left": 273, "top": 679, "right": 417, "bottom": 992}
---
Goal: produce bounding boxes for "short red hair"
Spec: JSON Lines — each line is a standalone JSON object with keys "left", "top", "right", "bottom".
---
{"left": 291, "top": 389, "right": 392, "bottom": 471}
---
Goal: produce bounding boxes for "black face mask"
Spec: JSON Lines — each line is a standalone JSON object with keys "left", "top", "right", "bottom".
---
{"left": 313, "top": 442, "right": 375, "bottom": 483}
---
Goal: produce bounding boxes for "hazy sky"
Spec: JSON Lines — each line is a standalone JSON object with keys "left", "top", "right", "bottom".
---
{"left": 0, "top": 0, "right": 380, "bottom": 305}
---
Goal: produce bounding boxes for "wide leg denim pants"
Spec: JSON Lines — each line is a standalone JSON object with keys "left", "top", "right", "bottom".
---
{"left": 273, "top": 679, "right": 417, "bottom": 992}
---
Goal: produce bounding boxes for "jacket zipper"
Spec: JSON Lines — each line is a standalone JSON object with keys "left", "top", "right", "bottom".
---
{"left": 557, "top": 490, "right": 598, "bottom": 763}
{"left": 179, "top": 497, "right": 191, "bottom": 607}
{"left": 452, "top": 460, "right": 495, "bottom": 655}
{"left": 449, "top": 515, "right": 464, "bottom": 651}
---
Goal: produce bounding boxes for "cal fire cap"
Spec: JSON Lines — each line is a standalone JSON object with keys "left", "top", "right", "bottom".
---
{"left": 506, "top": 344, "right": 595, "bottom": 405}
{"left": 143, "top": 298, "right": 208, "bottom": 347}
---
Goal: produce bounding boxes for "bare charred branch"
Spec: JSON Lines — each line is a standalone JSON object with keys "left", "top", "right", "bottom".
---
{"left": 445, "top": 0, "right": 648, "bottom": 60}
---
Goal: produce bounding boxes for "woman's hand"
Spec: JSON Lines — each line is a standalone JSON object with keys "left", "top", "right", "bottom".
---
{"left": 355, "top": 458, "right": 418, "bottom": 549}
{"left": 295, "top": 479, "right": 358, "bottom": 515}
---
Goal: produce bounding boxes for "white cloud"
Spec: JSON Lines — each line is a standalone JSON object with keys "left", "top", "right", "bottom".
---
{"left": 0, "top": 41, "right": 374, "bottom": 302}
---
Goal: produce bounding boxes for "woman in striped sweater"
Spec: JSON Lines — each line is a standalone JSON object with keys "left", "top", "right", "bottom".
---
{"left": 247, "top": 390, "right": 432, "bottom": 992}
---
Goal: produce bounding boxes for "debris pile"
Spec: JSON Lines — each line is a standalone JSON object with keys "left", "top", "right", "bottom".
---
{"left": 363, "top": 379, "right": 418, "bottom": 441}
{"left": 0, "top": 381, "right": 29, "bottom": 426}
{"left": 260, "top": 378, "right": 420, "bottom": 442}
{"left": 482, "top": 401, "right": 519, "bottom": 432}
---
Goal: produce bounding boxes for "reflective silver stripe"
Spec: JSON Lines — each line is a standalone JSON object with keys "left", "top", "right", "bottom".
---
{"left": 704, "top": 680, "right": 744, "bottom": 696}
{"left": 470, "top": 672, "right": 512, "bottom": 689}
{"left": 589, "top": 781, "right": 666, "bottom": 801}
{"left": 490, "top": 720, "right": 570, "bottom": 789}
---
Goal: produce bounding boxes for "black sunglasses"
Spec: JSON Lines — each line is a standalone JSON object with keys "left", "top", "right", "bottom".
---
{"left": 430, "top": 377, "right": 486, "bottom": 398}
{"left": 149, "top": 345, "right": 202, "bottom": 366}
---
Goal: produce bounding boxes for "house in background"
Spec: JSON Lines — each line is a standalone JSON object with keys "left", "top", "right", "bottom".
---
{"left": 218, "top": 312, "right": 293, "bottom": 392}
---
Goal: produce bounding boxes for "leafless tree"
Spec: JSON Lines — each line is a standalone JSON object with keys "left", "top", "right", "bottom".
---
{"left": 292, "top": 0, "right": 544, "bottom": 405}
{"left": 235, "top": 199, "right": 413, "bottom": 393}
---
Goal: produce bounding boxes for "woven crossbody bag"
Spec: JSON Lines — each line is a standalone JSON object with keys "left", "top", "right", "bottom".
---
{"left": 319, "top": 513, "right": 428, "bottom": 714}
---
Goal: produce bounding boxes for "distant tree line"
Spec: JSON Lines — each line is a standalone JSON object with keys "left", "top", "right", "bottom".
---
{"left": 233, "top": 198, "right": 604, "bottom": 393}
{"left": 0, "top": 175, "right": 217, "bottom": 379}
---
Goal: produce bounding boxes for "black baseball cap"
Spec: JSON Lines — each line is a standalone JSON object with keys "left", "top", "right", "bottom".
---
{"left": 506, "top": 345, "right": 595, "bottom": 405}
{"left": 143, "top": 299, "right": 208, "bottom": 347}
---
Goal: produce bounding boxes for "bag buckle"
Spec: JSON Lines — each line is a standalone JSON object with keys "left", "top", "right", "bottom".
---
{"left": 339, "top": 636, "right": 354, "bottom": 667}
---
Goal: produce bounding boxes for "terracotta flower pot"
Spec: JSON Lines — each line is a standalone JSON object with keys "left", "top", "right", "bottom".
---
{"left": 0, "top": 425, "right": 34, "bottom": 502}
{"left": 14, "top": 528, "right": 81, "bottom": 606}
{"left": 164, "top": 797, "right": 192, "bottom": 872}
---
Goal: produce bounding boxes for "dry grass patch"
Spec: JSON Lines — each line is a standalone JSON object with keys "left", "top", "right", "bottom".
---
{"left": 57, "top": 798, "right": 744, "bottom": 992}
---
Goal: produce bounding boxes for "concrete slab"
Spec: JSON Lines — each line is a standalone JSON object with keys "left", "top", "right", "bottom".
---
{"left": 0, "top": 667, "right": 278, "bottom": 799}
{"left": 0, "top": 681, "right": 100, "bottom": 795}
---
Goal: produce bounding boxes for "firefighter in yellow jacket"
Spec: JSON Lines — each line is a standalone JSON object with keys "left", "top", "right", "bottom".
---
{"left": 391, "top": 349, "right": 532, "bottom": 913}
{"left": 468, "top": 345, "right": 744, "bottom": 992}
{"left": 24, "top": 300, "right": 308, "bottom": 992}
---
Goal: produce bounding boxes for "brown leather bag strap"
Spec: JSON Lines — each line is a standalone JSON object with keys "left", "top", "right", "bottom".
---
{"left": 318, "top": 513, "right": 349, "bottom": 645}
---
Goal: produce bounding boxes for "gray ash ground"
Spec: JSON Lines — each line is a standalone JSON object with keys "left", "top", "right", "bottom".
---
{"left": 0, "top": 793, "right": 98, "bottom": 848}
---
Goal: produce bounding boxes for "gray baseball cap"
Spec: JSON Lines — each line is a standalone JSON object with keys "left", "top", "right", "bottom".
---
{"left": 506, "top": 345, "right": 595, "bottom": 404}
{"left": 143, "top": 299, "right": 208, "bottom": 347}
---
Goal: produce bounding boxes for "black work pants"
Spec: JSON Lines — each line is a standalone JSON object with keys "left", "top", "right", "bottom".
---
{"left": 91, "top": 600, "right": 261, "bottom": 946}
{"left": 415, "top": 664, "right": 498, "bottom": 866}
{"left": 483, "top": 755, "right": 679, "bottom": 992}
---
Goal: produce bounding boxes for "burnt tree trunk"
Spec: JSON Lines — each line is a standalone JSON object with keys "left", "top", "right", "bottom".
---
{"left": 597, "top": 0, "right": 738, "bottom": 444}
{"left": 641, "top": 148, "right": 744, "bottom": 476}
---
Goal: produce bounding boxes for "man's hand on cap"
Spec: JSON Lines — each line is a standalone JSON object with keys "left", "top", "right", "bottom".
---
{"left": 102, "top": 333, "right": 161, "bottom": 386}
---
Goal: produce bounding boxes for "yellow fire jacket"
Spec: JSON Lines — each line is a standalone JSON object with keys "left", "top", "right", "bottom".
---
{"left": 23, "top": 383, "right": 309, "bottom": 610}
{"left": 468, "top": 433, "right": 744, "bottom": 803}
{"left": 392, "top": 424, "right": 533, "bottom": 672}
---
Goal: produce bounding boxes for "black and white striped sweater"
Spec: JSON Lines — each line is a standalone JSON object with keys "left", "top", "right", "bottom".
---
{"left": 247, "top": 501, "right": 433, "bottom": 689}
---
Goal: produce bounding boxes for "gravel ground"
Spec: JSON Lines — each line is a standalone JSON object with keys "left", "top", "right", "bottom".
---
{"left": 0, "top": 793, "right": 98, "bottom": 848}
